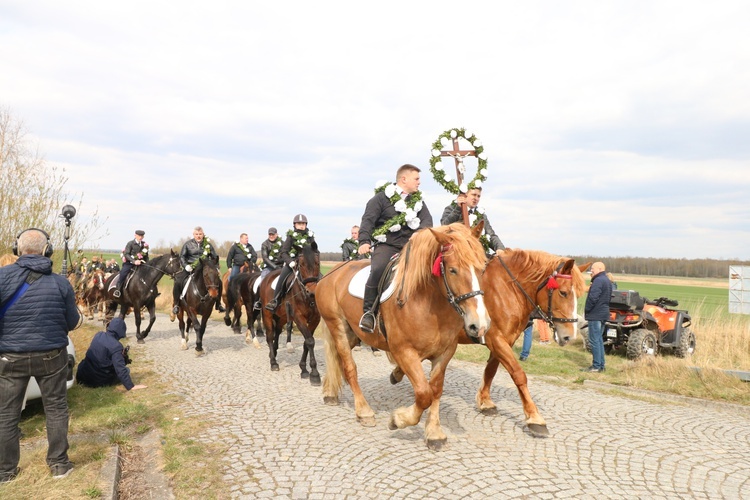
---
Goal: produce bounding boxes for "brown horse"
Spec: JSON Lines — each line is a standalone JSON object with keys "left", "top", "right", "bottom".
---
{"left": 223, "top": 270, "right": 262, "bottom": 344}
{"left": 318, "top": 223, "right": 490, "bottom": 450}
{"left": 78, "top": 268, "right": 107, "bottom": 321}
{"left": 258, "top": 242, "right": 321, "bottom": 383}
{"left": 177, "top": 257, "right": 222, "bottom": 354}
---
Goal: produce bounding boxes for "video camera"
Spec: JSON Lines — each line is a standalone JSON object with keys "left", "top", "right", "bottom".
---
{"left": 123, "top": 345, "right": 132, "bottom": 365}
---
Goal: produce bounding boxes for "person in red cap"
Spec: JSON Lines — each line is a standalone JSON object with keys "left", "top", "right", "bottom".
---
{"left": 265, "top": 214, "right": 318, "bottom": 311}
{"left": 114, "top": 230, "right": 148, "bottom": 298}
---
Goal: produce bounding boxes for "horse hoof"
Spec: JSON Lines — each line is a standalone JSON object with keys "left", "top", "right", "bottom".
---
{"left": 253, "top": 338, "right": 261, "bottom": 349}
{"left": 372, "top": 350, "right": 381, "bottom": 357}
{"left": 195, "top": 350, "right": 205, "bottom": 357}
{"left": 137, "top": 338, "right": 145, "bottom": 345}
{"left": 301, "top": 371, "right": 309, "bottom": 379}
{"left": 357, "top": 415, "right": 376, "bottom": 427}
{"left": 323, "top": 396, "right": 338, "bottom": 406}
{"left": 224, "top": 317, "right": 231, "bottom": 326}
{"left": 426, "top": 438, "right": 447, "bottom": 451}
{"left": 479, "top": 406, "right": 498, "bottom": 416}
{"left": 310, "top": 375, "right": 321, "bottom": 386}
{"left": 271, "top": 364, "right": 279, "bottom": 372}
{"left": 527, "top": 423, "right": 550, "bottom": 437}
{"left": 387, "top": 417, "right": 398, "bottom": 431}
{"left": 180, "top": 343, "right": 188, "bottom": 351}
{"left": 286, "top": 342, "right": 294, "bottom": 353}
{"left": 389, "top": 373, "right": 401, "bottom": 385}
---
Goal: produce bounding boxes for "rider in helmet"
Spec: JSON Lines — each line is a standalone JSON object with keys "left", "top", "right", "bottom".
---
{"left": 114, "top": 230, "right": 148, "bottom": 298}
{"left": 264, "top": 214, "right": 318, "bottom": 312}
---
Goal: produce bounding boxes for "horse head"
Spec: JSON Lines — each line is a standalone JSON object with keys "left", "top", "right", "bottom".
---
{"left": 199, "top": 257, "right": 222, "bottom": 299}
{"left": 401, "top": 223, "right": 490, "bottom": 338}
{"left": 164, "top": 249, "right": 182, "bottom": 276}
{"left": 531, "top": 257, "right": 587, "bottom": 346}
{"left": 95, "top": 269, "right": 106, "bottom": 290}
{"left": 296, "top": 241, "right": 320, "bottom": 294}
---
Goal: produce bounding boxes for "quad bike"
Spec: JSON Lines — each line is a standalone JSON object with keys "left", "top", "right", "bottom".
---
{"left": 585, "top": 290, "right": 697, "bottom": 360}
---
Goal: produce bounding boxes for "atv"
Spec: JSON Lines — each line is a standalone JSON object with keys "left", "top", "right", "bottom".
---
{"left": 585, "top": 290, "right": 697, "bottom": 360}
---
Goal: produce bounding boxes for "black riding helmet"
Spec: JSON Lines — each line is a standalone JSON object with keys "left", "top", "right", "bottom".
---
{"left": 293, "top": 214, "right": 308, "bottom": 224}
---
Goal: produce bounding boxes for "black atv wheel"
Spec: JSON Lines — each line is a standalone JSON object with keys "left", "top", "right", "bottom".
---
{"left": 626, "top": 328, "right": 657, "bottom": 360}
{"left": 674, "top": 327, "right": 696, "bottom": 358}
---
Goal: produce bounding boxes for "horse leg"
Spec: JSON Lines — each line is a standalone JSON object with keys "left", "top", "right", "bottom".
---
{"left": 141, "top": 304, "right": 156, "bottom": 338}
{"left": 321, "top": 319, "right": 376, "bottom": 426}
{"left": 285, "top": 302, "right": 294, "bottom": 352}
{"left": 476, "top": 353, "right": 501, "bottom": 415}
{"left": 421, "top": 356, "right": 453, "bottom": 451}
{"left": 491, "top": 339, "right": 549, "bottom": 436}
{"left": 194, "top": 316, "right": 207, "bottom": 356}
{"left": 178, "top": 311, "right": 188, "bottom": 350}
{"left": 133, "top": 308, "right": 146, "bottom": 344}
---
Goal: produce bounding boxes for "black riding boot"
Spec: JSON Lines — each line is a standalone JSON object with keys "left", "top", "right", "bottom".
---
{"left": 265, "top": 265, "right": 292, "bottom": 311}
{"left": 359, "top": 285, "right": 378, "bottom": 333}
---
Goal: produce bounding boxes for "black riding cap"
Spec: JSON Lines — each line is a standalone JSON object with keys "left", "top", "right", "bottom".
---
{"left": 135, "top": 230, "right": 145, "bottom": 236}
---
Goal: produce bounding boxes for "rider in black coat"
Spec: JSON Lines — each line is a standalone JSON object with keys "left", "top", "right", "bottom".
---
{"left": 114, "top": 230, "right": 148, "bottom": 298}
{"left": 171, "top": 226, "right": 223, "bottom": 320}
{"left": 226, "top": 233, "right": 258, "bottom": 281}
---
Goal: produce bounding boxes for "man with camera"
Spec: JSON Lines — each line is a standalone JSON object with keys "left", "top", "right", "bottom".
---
{"left": 0, "top": 228, "right": 80, "bottom": 482}
{"left": 76, "top": 318, "right": 147, "bottom": 391}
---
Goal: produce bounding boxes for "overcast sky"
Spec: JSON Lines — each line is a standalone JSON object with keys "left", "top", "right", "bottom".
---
{"left": 2, "top": 1, "right": 749, "bottom": 259}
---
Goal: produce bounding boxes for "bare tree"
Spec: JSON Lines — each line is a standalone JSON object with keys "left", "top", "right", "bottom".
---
{"left": 0, "top": 106, "right": 107, "bottom": 267}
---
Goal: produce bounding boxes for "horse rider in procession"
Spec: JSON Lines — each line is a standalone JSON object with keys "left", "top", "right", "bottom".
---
{"left": 357, "top": 164, "right": 433, "bottom": 333}
{"left": 264, "top": 214, "right": 319, "bottom": 312}
{"left": 171, "top": 226, "right": 224, "bottom": 321}
{"left": 226, "top": 232, "right": 258, "bottom": 281}
{"left": 441, "top": 187, "right": 505, "bottom": 257}
{"left": 113, "top": 230, "right": 148, "bottom": 298}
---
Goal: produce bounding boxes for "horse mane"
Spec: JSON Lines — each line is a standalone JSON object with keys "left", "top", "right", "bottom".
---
{"left": 0, "top": 253, "right": 19, "bottom": 267}
{"left": 395, "top": 224, "right": 487, "bottom": 300}
{"left": 497, "top": 249, "right": 586, "bottom": 296}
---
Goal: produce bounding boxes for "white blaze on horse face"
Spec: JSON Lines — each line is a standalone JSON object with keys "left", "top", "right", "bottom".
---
{"left": 471, "top": 267, "right": 490, "bottom": 330}
{"left": 572, "top": 291, "right": 579, "bottom": 339}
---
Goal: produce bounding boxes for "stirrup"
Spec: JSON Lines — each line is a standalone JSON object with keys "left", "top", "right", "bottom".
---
{"left": 359, "top": 311, "right": 376, "bottom": 334}
{"left": 265, "top": 299, "right": 278, "bottom": 311}
{"left": 253, "top": 301, "right": 262, "bottom": 311}
{"left": 112, "top": 290, "right": 121, "bottom": 298}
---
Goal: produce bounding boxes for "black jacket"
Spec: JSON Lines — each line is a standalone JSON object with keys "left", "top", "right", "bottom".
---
{"left": 358, "top": 190, "right": 433, "bottom": 249}
{"left": 341, "top": 239, "right": 359, "bottom": 261}
{"left": 280, "top": 229, "right": 319, "bottom": 265}
{"left": 441, "top": 203, "right": 505, "bottom": 252}
{"left": 122, "top": 239, "right": 149, "bottom": 264}
{"left": 227, "top": 242, "right": 258, "bottom": 268}
{"left": 585, "top": 272, "right": 613, "bottom": 322}
{"left": 180, "top": 239, "right": 218, "bottom": 268}
{"left": 261, "top": 238, "right": 284, "bottom": 270}
{"left": 76, "top": 318, "right": 134, "bottom": 390}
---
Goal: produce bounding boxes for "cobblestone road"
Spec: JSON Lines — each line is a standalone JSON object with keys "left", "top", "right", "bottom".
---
{"left": 129, "top": 315, "right": 750, "bottom": 499}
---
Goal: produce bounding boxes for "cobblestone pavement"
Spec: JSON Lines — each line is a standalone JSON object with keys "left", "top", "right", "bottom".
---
{"left": 130, "top": 315, "right": 750, "bottom": 499}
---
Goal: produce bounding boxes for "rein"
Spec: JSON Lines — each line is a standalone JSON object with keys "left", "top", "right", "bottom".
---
{"left": 431, "top": 244, "right": 484, "bottom": 316}
{"left": 496, "top": 256, "right": 577, "bottom": 330}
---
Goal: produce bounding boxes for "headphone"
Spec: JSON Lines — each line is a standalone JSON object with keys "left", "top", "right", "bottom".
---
{"left": 13, "top": 228, "right": 54, "bottom": 258}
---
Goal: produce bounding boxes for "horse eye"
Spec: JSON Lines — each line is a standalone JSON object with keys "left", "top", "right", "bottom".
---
{"left": 449, "top": 268, "right": 458, "bottom": 275}
{"left": 559, "top": 291, "right": 568, "bottom": 298}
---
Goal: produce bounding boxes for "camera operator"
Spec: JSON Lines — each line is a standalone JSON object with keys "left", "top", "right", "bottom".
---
{"left": 76, "top": 318, "right": 147, "bottom": 391}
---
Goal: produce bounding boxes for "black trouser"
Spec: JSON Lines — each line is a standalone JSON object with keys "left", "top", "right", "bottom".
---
{"left": 172, "top": 269, "right": 189, "bottom": 305}
{"left": 363, "top": 244, "right": 400, "bottom": 314}
{"left": 272, "top": 264, "right": 294, "bottom": 303}
{"left": 117, "top": 263, "right": 133, "bottom": 289}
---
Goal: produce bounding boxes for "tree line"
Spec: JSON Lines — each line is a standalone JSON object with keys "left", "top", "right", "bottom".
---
{"left": 571, "top": 255, "right": 749, "bottom": 279}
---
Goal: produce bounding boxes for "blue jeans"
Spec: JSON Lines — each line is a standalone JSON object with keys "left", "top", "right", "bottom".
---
{"left": 520, "top": 324, "right": 533, "bottom": 359}
{"left": 587, "top": 320, "right": 605, "bottom": 369}
{"left": 0, "top": 348, "right": 71, "bottom": 477}
{"left": 230, "top": 265, "right": 242, "bottom": 281}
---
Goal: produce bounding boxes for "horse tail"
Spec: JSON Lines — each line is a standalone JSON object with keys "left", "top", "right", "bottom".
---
{"left": 321, "top": 321, "right": 344, "bottom": 398}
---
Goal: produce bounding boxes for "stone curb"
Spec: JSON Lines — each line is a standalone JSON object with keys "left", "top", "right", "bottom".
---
{"left": 98, "top": 444, "right": 121, "bottom": 500}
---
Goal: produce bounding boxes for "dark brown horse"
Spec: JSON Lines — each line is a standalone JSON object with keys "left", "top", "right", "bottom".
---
{"left": 318, "top": 223, "right": 490, "bottom": 450}
{"left": 223, "top": 270, "right": 263, "bottom": 344}
{"left": 176, "top": 256, "right": 222, "bottom": 354}
{"left": 79, "top": 268, "right": 107, "bottom": 321}
{"left": 104, "top": 251, "right": 182, "bottom": 343}
{"left": 258, "top": 242, "right": 321, "bottom": 383}
{"left": 389, "top": 249, "right": 587, "bottom": 437}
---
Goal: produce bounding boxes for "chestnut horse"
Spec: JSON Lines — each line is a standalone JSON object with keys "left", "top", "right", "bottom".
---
{"left": 176, "top": 256, "right": 222, "bottom": 354}
{"left": 258, "top": 242, "right": 321, "bottom": 383}
{"left": 318, "top": 223, "right": 490, "bottom": 450}
{"left": 389, "top": 249, "right": 587, "bottom": 437}
{"left": 79, "top": 268, "right": 107, "bottom": 321}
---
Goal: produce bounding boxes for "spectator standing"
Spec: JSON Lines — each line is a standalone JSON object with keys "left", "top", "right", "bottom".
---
{"left": 583, "top": 262, "right": 613, "bottom": 373}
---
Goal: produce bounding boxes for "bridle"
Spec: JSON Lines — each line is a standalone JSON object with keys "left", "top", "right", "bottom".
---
{"left": 496, "top": 256, "right": 578, "bottom": 330}
{"left": 290, "top": 256, "right": 319, "bottom": 307}
{"left": 431, "top": 244, "right": 484, "bottom": 317}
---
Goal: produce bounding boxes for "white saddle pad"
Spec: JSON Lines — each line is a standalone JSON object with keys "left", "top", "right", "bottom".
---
{"left": 253, "top": 275, "right": 263, "bottom": 294}
{"left": 347, "top": 264, "right": 396, "bottom": 303}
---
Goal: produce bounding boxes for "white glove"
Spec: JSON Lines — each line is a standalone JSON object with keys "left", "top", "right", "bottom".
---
{"left": 185, "top": 264, "right": 193, "bottom": 272}
{"left": 289, "top": 261, "right": 296, "bottom": 269}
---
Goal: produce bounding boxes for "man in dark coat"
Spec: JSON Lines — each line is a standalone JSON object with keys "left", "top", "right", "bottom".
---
{"left": 226, "top": 233, "right": 258, "bottom": 281}
{"left": 0, "top": 228, "right": 80, "bottom": 481}
{"left": 76, "top": 318, "right": 147, "bottom": 391}
{"left": 583, "top": 262, "right": 613, "bottom": 373}
{"left": 260, "top": 227, "right": 283, "bottom": 278}
{"left": 357, "top": 164, "right": 433, "bottom": 333}
{"left": 114, "top": 230, "right": 148, "bottom": 298}
{"left": 441, "top": 187, "right": 505, "bottom": 256}
{"left": 171, "top": 226, "right": 223, "bottom": 321}
{"left": 341, "top": 226, "right": 362, "bottom": 261}
{"left": 265, "top": 214, "right": 319, "bottom": 311}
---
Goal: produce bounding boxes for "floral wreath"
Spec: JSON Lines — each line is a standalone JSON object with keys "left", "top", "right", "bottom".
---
{"left": 466, "top": 209, "right": 494, "bottom": 255}
{"left": 197, "top": 237, "right": 214, "bottom": 263}
{"left": 371, "top": 181, "right": 424, "bottom": 243}
{"left": 429, "top": 128, "right": 488, "bottom": 194}
{"left": 235, "top": 241, "right": 254, "bottom": 258}
{"left": 261, "top": 239, "right": 283, "bottom": 269}
{"left": 121, "top": 241, "right": 149, "bottom": 263}
{"left": 286, "top": 229, "right": 314, "bottom": 259}
{"left": 341, "top": 238, "right": 358, "bottom": 260}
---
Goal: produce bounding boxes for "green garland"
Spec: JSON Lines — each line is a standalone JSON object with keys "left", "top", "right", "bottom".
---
{"left": 371, "top": 182, "right": 424, "bottom": 242}
{"left": 429, "top": 127, "right": 488, "bottom": 195}
{"left": 286, "top": 229, "right": 314, "bottom": 259}
{"left": 197, "top": 237, "right": 214, "bottom": 263}
{"left": 341, "top": 238, "right": 359, "bottom": 260}
{"left": 261, "top": 239, "right": 282, "bottom": 269}
{"left": 468, "top": 210, "right": 493, "bottom": 255}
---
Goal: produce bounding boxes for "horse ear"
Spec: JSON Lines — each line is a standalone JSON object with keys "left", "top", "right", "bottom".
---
{"left": 429, "top": 228, "right": 452, "bottom": 247}
{"left": 311, "top": 240, "right": 318, "bottom": 252}
{"left": 578, "top": 261, "right": 592, "bottom": 273}
{"left": 471, "top": 220, "right": 485, "bottom": 239}
{"left": 560, "top": 258, "right": 575, "bottom": 275}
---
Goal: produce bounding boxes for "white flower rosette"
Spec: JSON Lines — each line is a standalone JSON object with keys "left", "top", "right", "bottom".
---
{"left": 384, "top": 183, "right": 397, "bottom": 198}
{"left": 413, "top": 200, "right": 423, "bottom": 213}
{"left": 374, "top": 234, "right": 387, "bottom": 243}
{"left": 309, "top": 231, "right": 315, "bottom": 237}
{"left": 389, "top": 224, "right": 401, "bottom": 232}
{"left": 469, "top": 213, "right": 478, "bottom": 226}
{"left": 299, "top": 238, "right": 307, "bottom": 244}
{"left": 394, "top": 199, "right": 407, "bottom": 213}
{"left": 407, "top": 218, "right": 421, "bottom": 230}
{"left": 404, "top": 208, "right": 417, "bottom": 223}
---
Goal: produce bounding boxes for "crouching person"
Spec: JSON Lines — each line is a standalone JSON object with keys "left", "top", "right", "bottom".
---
{"left": 76, "top": 318, "right": 147, "bottom": 391}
